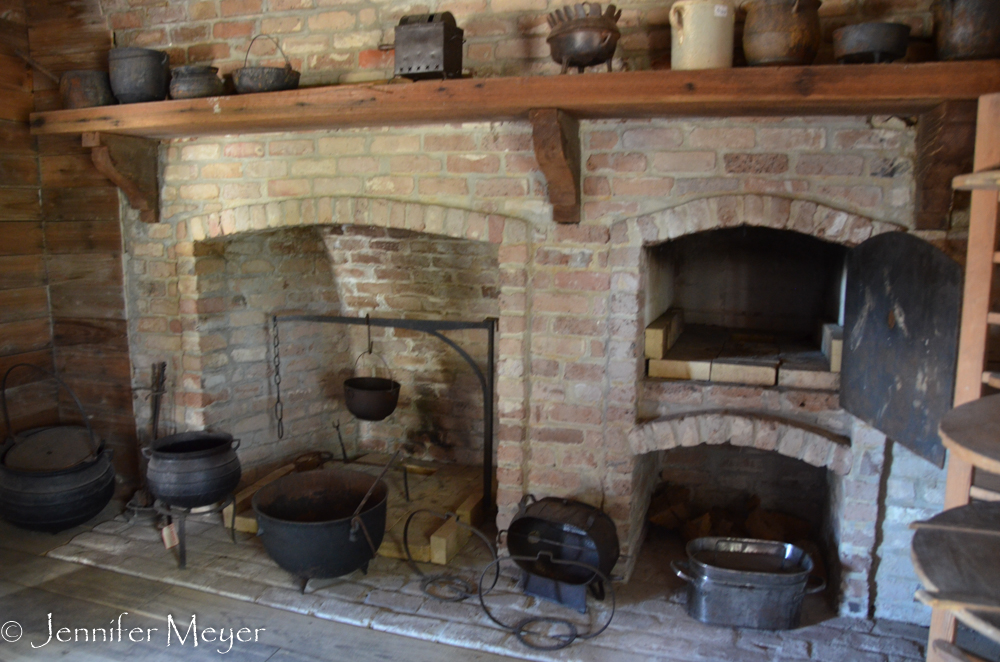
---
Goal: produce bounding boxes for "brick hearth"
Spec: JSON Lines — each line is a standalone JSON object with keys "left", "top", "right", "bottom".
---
{"left": 121, "top": 116, "right": 951, "bottom": 624}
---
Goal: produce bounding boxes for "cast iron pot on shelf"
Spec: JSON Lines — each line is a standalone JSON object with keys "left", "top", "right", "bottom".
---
{"left": 143, "top": 431, "right": 241, "bottom": 508}
{"left": 0, "top": 364, "right": 116, "bottom": 532}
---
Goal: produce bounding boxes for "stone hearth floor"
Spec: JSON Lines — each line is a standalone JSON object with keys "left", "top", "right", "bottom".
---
{"left": 47, "top": 514, "right": 929, "bottom": 662}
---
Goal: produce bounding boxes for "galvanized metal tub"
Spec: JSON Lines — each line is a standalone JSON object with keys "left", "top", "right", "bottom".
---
{"left": 672, "top": 537, "right": 825, "bottom": 630}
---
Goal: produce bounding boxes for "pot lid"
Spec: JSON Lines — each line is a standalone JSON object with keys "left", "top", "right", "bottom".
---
{"left": 3, "top": 426, "right": 96, "bottom": 472}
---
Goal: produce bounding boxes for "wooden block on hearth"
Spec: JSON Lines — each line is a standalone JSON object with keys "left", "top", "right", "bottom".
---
{"left": 649, "top": 358, "right": 712, "bottom": 380}
{"left": 644, "top": 308, "right": 684, "bottom": 359}
{"left": 710, "top": 360, "right": 777, "bottom": 386}
{"left": 222, "top": 463, "right": 296, "bottom": 533}
{"left": 821, "top": 323, "right": 843, "bottom": 373}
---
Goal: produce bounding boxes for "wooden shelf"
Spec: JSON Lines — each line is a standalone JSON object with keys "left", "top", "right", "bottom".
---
{"left": 940, "top": 393, "right": 1000, "bottom": 474}
{"left": 954, "top": 171, "right": 1000, "bottom": 191}
{"left": 28, "top": 61, "right": 1000, "bottom": 139}
{"left": 912, "top": 502, "right": 1000, "bottom": 645}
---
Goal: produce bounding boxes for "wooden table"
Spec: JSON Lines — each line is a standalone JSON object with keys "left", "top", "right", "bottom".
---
{"left": 911, "top": 501, "right": 1000, "bottom": 644}
{"left": 939, "top": 393, "right": 1000, "bottom": 475}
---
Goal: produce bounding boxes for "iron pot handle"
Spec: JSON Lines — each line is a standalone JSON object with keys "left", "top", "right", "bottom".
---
{"left": 804, "top": 574, "right": 826, "bottom": 595}
{"left": 671, "top": 560, "right": 694, "bottom": 583}
{"left": 1, "top": 363, "right": 98, "bottom": 454}
{"left": 141, "top": 445, "right": 153, "bottom": 459}
{"left": 231, "top": 438, "right": 241, "bottom": 451}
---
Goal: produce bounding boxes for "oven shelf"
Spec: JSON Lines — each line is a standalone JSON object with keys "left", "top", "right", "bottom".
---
{"left": 28, "top": 60, "right": 1000, "bottom": 139}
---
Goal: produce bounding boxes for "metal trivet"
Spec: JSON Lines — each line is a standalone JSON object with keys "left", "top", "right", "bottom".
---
{"left": 402, "top": 508, "right": 498, "bottom": 602}
{"left": 477, "top": 554, "right": 615, "bottom": 651}
{"left": 153, "top": 495, "right": 236, "bottom": 569}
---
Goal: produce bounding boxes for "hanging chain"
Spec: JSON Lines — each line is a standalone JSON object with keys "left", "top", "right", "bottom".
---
{"left": 272, "top": 315, "right": 284, "bottom": 439}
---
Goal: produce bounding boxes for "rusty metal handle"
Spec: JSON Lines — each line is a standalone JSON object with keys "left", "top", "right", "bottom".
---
{"left": 353, "top": 350, "right": 394, "bottom": 382}
{"left": 1, "top": 363, "right": 98, "bottom": 454}
{"left": 243, "top": 34, "right": 291, "bottom": 70}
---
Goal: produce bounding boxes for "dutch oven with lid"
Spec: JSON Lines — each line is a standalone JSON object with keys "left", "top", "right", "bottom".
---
{"left": 144, "top": 431, "right": 241, "bottom": 509}
{"left": 0, "top": 364, "right": 115, "bottom": 532}
{"left": 505, "top": 495, "right": 620, "bottom": 589}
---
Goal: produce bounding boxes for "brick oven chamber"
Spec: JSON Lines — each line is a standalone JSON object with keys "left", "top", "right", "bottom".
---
{"left": 119, "top": 116, "right": 964, "bottom": 626}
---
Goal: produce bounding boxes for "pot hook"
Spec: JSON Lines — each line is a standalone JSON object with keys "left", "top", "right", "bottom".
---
{"left": 349, "top": 449, "right": 401, "bottom": 552}
{"left": 365, "top": 313, "right": 373, "bottom": 355}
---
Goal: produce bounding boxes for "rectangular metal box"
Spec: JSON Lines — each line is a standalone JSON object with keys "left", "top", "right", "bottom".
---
{"left": 394, "top": 13, "right": 464, "bottom": 80}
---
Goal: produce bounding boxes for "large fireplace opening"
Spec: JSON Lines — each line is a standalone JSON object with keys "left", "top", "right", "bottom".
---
{"left": 644, "top": 227, "right": 849, "bottom": 387}
{"left": 647, "top": 442, "right": 840, "bottom": 613}
{"left": 189, "top": 224, "right": 499, "bottom": 483}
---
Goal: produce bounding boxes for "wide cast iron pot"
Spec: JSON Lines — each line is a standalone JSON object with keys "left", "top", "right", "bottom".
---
{"left": 144, "top": 432, "right": 241, "bottom": 508}
{"left": 506, "top": 495, "right": 619, "bottom": 586}
{"left": 0, "top": 364, "right": 115, "bottom": 532}
{"left": 0, "top": 435, "right": 115, "bottom": 532}
{"left": 252, "top": 468, "right": 388, "bottom": 579}
{"left": 672, "top": 537, "right": 825, "bottom": 630}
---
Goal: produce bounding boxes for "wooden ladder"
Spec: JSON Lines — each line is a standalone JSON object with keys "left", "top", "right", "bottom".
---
{"left": 927, "top": 92, "right": 1000, "bottom": 662}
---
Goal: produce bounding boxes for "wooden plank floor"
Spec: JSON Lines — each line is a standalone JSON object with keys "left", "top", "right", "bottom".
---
{"left": 0, "top": 506, "right": 514, "bottom": 662}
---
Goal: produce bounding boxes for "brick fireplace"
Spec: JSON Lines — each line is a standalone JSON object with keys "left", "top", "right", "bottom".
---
{"left": 120, "top": 115, "right": 952, "bottom": 624}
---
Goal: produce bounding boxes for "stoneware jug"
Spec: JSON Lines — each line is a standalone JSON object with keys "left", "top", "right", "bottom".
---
{"left": 743, "top": 0, "right": 822, "bottom": 66}
{"left": 932, "top": 0, "right": 1000, "bottom": 61}
{"left": 669, "top": 0, "right": 736, "bottom": 70}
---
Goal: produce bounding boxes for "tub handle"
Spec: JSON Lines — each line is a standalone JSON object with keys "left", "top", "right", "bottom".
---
{"left": 671, "top": 560, "right": 694, "bottom": 583}
{"left": 804, "top": 574, "right": 826, "bottom": 594}
{"left": 141, "top": 445, "right": 152, "bottom": 459}
{"left": 231, "top": 438, "right": 241, "bottom": 451}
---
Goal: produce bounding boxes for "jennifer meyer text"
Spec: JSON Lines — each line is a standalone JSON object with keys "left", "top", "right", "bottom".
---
{"left": 2, "top": 612, "right": 265, "bottom": 654}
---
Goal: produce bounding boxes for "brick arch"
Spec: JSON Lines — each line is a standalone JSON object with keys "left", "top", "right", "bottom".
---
{"left": 612, "top": 194, "right": 904, "bottom": 248}
{"left": 628, "top": 410, "right": 853, "bottom": 475}
{"left": 184, "top": 196, "right": 527, "bottom": 245}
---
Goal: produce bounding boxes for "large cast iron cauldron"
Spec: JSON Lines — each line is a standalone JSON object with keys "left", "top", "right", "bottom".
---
{"left": 253, "top": 468, "right": 387, "bottom": 579}
{"left": 506, "top": 495, "right": 620, "bottom": 588}
{"left": 144, "top": 432, "right": 241, "bottom": 508}
{"left": 0, "top": 364, "right": 115, "bottom": 532}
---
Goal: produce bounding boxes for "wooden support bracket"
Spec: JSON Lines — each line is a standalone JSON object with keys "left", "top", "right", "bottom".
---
{"left": 529, "top": 108, "right": 580, "bottom": 224}
{"left": 915, "top": 101, "right": 977, "bottom": 231}
{"left": 83, "top": 131, "right": 159, "bottom": 223}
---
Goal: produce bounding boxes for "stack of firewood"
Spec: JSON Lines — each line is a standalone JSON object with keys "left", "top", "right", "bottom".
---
{"left": 648, "top": 483, "right": 827, "bottom": 581}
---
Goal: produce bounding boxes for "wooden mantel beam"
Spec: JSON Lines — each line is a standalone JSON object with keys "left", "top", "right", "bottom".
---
{"left": 29, "top": 62, "right": 1000, "bottom": 140}
{"left": 530, "top": 109, "right": 580, "bottom": 224}
{"left": 83, "top": 132, "right": 159, "bottom": 223}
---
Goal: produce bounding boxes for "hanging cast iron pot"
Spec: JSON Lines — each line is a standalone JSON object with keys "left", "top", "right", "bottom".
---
{"left": 0, "top": 364, "right": 115, "bottom": 532}
{"left": 143, "top": 431, "right": 241, "bottom": 508}
{"left": 343, "top": 322, "right": 400, "bottom": 422}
